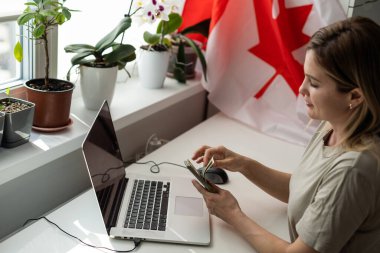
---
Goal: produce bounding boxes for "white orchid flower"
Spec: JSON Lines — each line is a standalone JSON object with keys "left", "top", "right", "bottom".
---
{"left": 134, "top": 0, "right": 181, "bottom": 24}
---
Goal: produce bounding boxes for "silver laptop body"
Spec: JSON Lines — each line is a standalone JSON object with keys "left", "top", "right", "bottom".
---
{"left": 82, "top": 101, "right": 210, "bottom": 245}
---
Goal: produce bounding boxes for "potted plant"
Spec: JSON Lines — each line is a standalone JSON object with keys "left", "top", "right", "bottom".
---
{"left": 64, "top": 14, "right": 136, "bottom": 110}
{"left": 0, "top": 89, "right": 35, "bottom": 148}
{"left": 134, "top": 0, "right": 183, "bottom": 89}
{"left": 14, "top": 0, "right": 76, "bottom": 130}
{"left": 167, "top": 18, "right": 210, "bottom": 84}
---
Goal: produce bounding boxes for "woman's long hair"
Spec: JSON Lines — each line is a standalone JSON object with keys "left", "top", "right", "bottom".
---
{"left": 307, "top": 16, "right": 380, "bottom": 151}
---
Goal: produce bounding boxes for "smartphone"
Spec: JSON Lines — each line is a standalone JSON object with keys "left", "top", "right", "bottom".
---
{"left": 184, "top": 159, "right": 218, "bottom": 193}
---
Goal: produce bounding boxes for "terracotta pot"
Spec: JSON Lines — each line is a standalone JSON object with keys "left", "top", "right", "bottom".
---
{"left": 25, "top": 78, "right": 75, "bottom": 128}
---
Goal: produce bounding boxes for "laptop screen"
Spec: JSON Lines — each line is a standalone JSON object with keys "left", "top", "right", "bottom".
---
{"left": 82, "top": 101, "right": 126, "bottom": 232}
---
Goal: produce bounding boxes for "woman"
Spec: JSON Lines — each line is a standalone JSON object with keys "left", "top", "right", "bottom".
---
{"left": 192, "top": 16, "right": 380, "bottom": 253}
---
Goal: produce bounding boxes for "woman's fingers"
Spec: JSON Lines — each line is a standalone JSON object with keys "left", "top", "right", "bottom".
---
{"left": 192, "top": 145, "right": 211, "bottom": 160}
{"left": 192, "top": 180, "right": 217, "bottom": 212}
{"left": 194, "top": 156, "right": 204, "bottom": 164}
{"left": 192, "top": 179, "right": 211, "bottom": 195}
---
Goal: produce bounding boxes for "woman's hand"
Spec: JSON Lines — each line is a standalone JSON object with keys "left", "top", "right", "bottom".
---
{"left": 192, "top": 145, "right": 247, "bottom": 173}
{"left": 193, "top": 182, "right": 317, "bottom": 253}
{"left": 192, "top": 180, "right": 243, "bottom": 225}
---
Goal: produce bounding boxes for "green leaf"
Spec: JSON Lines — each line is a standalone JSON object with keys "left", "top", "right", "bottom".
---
{"left": 43, "top": 0, "right": 59, "bottom": 7}
{"left": 180, "top": 18, "right": 210, "bottom": 37}
{"left": 24, "top": 2, "right": 38, "bottom": 7}
{"left": 174, "top": 42, "right": 186, "bottom": 83}
{"left": 95, "top": 16, "right": 132, "bottom": 53}
{"left": 40, "top": 10, "right": 56, "bottom": 17}
{"left": 35, "top": 13, "right": 46, "bottom": 24}
{"left": 116, "top": 52, "right": 137, "bottom": 70}
{"left": 157, "top": 13, "right": 182, "bottom": 36}
{"left": 120, "top": 52, "right": 136, "bottom": 63}
{"left": 17, "top": 12, "right": 35, "bottom": 25}
{"left": 55, "top": 13, "right": 66, "bottom": 25}
{"left": 176, "top": 42, "right": 186, "bottom": 68}
{"left": 61, "top": 7, "right": 71, "bottom": 20}
{"left": 143, "top": 31, "right": 160, "bottom": 45}
{"left": 64, "top": 44, "right": 96, "bottom": 53}
{"left": 173, "top": 67, "right": 186, "bottom": 84}
{"left": 181, "top": 35, "right": 207, "bottom": 81}
{"left": 5, "top": 87, "right": 10, "bottom": 96}
{"left": 163, "top": 37, "right": 171, "bottom": 48}
{"left": 104, "top": 44, "right": 136, "bottom": 64}
{"left": 14, "top": 41, "right": 23, "bottom": 62}
{"left": 70, "top": 50, "right": 95, "bottom": 65}
{"left": 33, "top": 24, "right": 45, "bottom": 38}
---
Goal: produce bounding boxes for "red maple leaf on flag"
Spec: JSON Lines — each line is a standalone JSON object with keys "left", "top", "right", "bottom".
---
{"left": 250, "top": 0, "right": 312, "bottom": 98}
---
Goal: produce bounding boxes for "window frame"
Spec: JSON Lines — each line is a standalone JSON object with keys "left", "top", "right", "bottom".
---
{"left": 0, "top": 10, "right": 57, "bottom": 91}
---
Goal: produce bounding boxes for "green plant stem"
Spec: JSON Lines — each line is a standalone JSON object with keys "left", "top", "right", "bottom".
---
{"left": 129, "top": 7, "right": 141, "bottom": 16}
{"left": 120, "top": 32, "right": 125, "bottom": 44}
{"left": 160, "top": 21, "right": 165, "bottom": 45}
{"left": 122, "top": 0, "right": 135, "bottom": 47}
{"left": 127, "top": 0, "right": 134, "bottom": 16}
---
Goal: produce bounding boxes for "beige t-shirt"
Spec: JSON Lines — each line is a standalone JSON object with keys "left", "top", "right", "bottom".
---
{"left": 288, "top": 123, "right": 380, "bottom": 253}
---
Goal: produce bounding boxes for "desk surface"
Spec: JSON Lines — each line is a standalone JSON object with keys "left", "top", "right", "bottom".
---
{"left": 0, "top": 113, "right": 305, "bottom": 252}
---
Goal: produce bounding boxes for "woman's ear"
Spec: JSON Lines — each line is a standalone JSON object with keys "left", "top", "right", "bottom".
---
{"left": 349, "top": 88, "right": 364, "bottom": 108}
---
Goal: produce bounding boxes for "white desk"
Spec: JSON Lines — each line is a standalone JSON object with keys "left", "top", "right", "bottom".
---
{"left": 0, "top": 113, "right": 305, "bottom": 252}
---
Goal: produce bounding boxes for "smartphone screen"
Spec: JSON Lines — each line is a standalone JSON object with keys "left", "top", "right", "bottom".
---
{"left": 184, "top": 159, "right": 218, "bottom": 193}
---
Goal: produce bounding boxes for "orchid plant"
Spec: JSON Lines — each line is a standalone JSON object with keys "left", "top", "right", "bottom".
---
{"left": 134, "top": 0, "right": 183, "bottom": 51}
{"left": 64, "top": 0, "right": 139, "bottom": 79}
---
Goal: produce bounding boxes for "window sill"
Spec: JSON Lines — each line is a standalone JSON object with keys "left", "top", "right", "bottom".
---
{"left": 0, "top": 76, "right": 204, "bottom": 185}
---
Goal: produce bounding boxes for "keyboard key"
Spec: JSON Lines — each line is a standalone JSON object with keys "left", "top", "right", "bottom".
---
{"left": 124, "top": 180, "right": 169, "bottom": 231}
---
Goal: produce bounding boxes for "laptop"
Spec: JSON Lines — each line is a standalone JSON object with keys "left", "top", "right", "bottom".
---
{"left": 82, "top": 100, "right": 211, "bottom": 245}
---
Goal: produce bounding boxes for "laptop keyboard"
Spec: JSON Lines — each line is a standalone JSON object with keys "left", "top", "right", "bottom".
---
{"left": 124, "top": 180, "right": 170, "bottom": 231}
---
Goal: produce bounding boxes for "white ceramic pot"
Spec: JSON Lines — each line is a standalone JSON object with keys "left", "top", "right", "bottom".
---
{"left": 137, "top": 48, "right": 170, "bottom": 89}
{"left": 80, "top": 65, "right": 118, "bottom": 110}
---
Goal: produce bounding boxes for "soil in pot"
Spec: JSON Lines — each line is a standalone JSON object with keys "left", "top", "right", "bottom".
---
{"left": 140, "top": 44, "right": 168, "bottom": 52}
{"left": 27, "top": 78, "right": 74, "bottom": 91}
{"left": 0, "top": 100, "right": 33, "bottom": 113}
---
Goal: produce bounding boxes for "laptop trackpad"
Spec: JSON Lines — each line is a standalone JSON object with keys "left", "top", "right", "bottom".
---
{"left": 174, "top": 196, "right": 203, "bottom": 217}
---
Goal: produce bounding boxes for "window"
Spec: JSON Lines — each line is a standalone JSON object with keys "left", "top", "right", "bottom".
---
{"left": 0, "top": 20, "right": 19, "bottom": 86}
{"left": 0, "top": 0, "right": 49, "bottom": 90}
{"left": 0, "top": 1, "right": 25, "bottom": 89}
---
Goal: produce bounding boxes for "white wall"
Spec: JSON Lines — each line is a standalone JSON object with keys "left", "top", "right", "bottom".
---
{"left": 352, "top": 0, "right": 380, "bottom": 23}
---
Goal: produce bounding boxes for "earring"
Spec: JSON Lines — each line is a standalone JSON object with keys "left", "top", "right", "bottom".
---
{"left": 349, "top": 104, "right": 353, "bottom": 110}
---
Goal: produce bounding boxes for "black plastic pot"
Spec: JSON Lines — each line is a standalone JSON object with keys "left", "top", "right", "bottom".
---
{"left": 0, "top": 97, "right": 35, "bottom": 148}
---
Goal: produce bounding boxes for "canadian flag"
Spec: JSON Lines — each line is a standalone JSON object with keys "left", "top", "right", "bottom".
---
{"left": 183, "top": 0, "right": 346, "bottom": 145}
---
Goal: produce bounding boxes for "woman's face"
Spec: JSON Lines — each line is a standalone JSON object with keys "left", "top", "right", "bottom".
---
{"left": 299, "top": 50, "right": 351, "bottom": 124}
